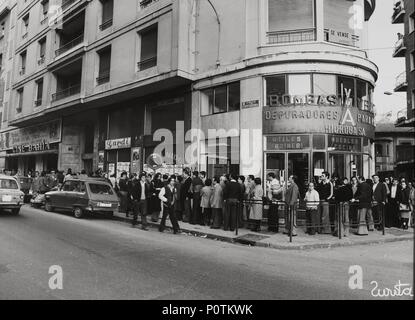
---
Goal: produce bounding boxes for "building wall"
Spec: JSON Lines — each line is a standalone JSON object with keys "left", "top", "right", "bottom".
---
{"left": 403, "top": 0, "right": 414, "bottom": 120}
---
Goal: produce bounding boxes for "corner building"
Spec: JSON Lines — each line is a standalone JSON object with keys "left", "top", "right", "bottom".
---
{"left": 1, "top": 0, "right": 378, "bottom": 190}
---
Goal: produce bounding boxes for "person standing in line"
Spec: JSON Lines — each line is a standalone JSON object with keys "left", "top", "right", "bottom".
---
{"left": 386, "top": 178, "right": 400, "bottom": 228}
{"left": 150, "top": 173, "right": 163, "bottom": 222}
{"left": 190, "top": 171, "right": 204, "bottom": 225}
{"left": 210, "top": 177, "right": 223, "bottom": 229}
{"left": 200, "top": 178, "right": 213, "bottom": 226}
{"left": 397, "top": 181, "right": 411, "bottom": 230}
{"left": 159, "top": 177, "right": 181, "bottom": 234}
{"left": 304, "top": 182, "right": 320, "bottom": 235}
{"left": 131, "top": 173, "right": 151, "bottom": 231}
{"left": 249, "top": 178, "right": 263, "bottom": 232}
{"left": 175, "top": 175, "right": 183, "bottom": 221}
{"left": 333, "top": 177, "right": 353, "bottom": 237}
{"left": 284, "top": 175, "right": 299, "bottom": 237}
{"left": 199, "top": 171, "right": 207, "bottom": 185}
{"left": 350, "top": 176, "right": 359, "bottom": 227}
{"left": 317, "top": 172, "right": 333, "bottom": 234}
{"left": 237, "top": 176, "right": 246, "bottom": 228}
{"left": 353, "top": 176, "right": 372, "bottom": 235}
{"left": 372, "top": 174, "right": 387, "bottom": 231}
{"left": 222, "top": 174, "right": 242, "bottom": 232}
{"left": 266, "top": 173, "right": 282, "bottom": 233}
{"left": 181, "top": 169, "right": 193, "bottom": 223}
{"left": 118, "top": 171, "right": 129, "bottom": 214}
{"left": 245, "top": 175, "right": 256, "bottom": 230}
{"left": 64, "top": 168, "right": 73, "bottom": 182}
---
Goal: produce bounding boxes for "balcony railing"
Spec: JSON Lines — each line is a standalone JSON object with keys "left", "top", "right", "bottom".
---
{"left": 267, "top": 28, "right": 316, "bottom": 45}
{"left": 393, "top": 37, "right": 406, "bottom": 57}
{"left": 51, "top": 84, "right": 81, "bottom": 102}
{"left": 19, "top": 67, "right": 26, "bottom": 75}
{"left": 99, "top": 18, "right": 113, "bottom": 31}
{"left": 22, "top": 32, "right": 28, "bottom": 39}
{"left": 140, "top": 0, "right": 159, "bottom": 9}
{"left": 41, "top": 15, "right": 48, "bottom": 25}
{"left": 34, "top": 99, "right": 42, "bottom": 107}
{"left": 55, "top": 34, "right": 84, "bottom": 57}
{"left": 61, "top": 0, "right": 77, "bottom": 11}
{"left": 137, "top": 56, "right": 157, "bottom": 71}
{"left": 392, "top": 0, "right": 405, "bottom": 23}
{"left": 395, "top": 71, "right": 407, "bottom": 92}
{"left": 38, "top": 55, "right": 45, "bottom": 65}
{"left": 396, "top": 145, "right": 415, "bottom": 163}
{"left": 96, "top": 70, "right": 110, "bottom": 85}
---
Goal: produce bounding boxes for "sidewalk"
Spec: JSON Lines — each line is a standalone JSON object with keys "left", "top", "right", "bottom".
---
{"left": 113, "top": 211, "right": 414, "bottom": 250}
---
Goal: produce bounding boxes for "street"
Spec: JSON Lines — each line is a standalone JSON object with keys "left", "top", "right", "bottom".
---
{"left": 0, "top": 205, "right": 413, "bottom": 300}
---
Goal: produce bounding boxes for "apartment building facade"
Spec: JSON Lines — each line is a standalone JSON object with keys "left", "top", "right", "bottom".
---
{"left": 392, "top": 0, "right": 415, "bottom": 127}
{"left": 0, "top": 0, "right": 378, "bottom": 190}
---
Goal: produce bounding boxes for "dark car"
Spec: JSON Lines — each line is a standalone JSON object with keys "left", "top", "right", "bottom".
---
{"left": 44, "top": 178, "right": 119, "bottom": 219}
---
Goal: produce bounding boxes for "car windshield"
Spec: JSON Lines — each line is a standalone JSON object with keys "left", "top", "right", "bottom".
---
{"left": 0, "top": 179, "right": 19, "bottom": 190}
{"left": 89, "top": 184, "right": 114, "bottom": 195}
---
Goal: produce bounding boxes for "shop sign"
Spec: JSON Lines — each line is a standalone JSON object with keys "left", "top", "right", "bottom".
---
{"left": 131, "top": 147, "right": 141, "bottom": 174}
{"left": 13, "top": 140, "right": 51, "bottom": 154}
{"left": 327, "top": 29, "right": 359, "bottom": 47}
{"left": 0, "top": 119, "right": 62, "bottom": 152}
{"left": 328, "top": 135, "right": 362, "bottom": 152}
{"left": 266, "top": 135, "right": 310, "bottom": 151}
{"left": 242, "top": 100, "right": 260, "bottom": 109}
{"left": 105, "top": 137, "right": 131, "bottom": 150}
{"left": 98, "top": 151, "right": 105, "bottom": 170}
{"left": 263, "top": 105, "right": 375, "bottom": 139}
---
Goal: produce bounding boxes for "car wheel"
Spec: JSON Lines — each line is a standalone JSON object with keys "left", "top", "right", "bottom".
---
{"left": 11, "top": 208, "right": 20, "bottom": 215}
{"left": 44, "top": 201, "right": 53, "bottom": 212}
{"left": 74, "top": 207, "right": 84, "bottom": 219}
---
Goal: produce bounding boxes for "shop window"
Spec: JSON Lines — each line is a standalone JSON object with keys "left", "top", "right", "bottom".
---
{"left": 313, "top": 74, "right": 336, "bottom": 95}
{"left": 312, "top": 135, "right": 326, "bottom": 150}
{"left": 200, "top": 82, "right": 241, "bottom": 116}
{"left": 268, "top": 0, "right": 315, "bottom": 43}
{"left": 266, "top": 75, "right": 286, "bottom": 106}
{"left": 337, "top": 76, "right": 355, "bottom": 107}
{"left": 312, "top": 152, "right": 326, "bottom": 179}
{"left": 138, "top": 25, "right": 158, "bottom": 71}
{"left": 204, "top": 137, "right": 240, "bottom": 177}
{"left": 288, "top": 74, "right": 311, "bottom": 96}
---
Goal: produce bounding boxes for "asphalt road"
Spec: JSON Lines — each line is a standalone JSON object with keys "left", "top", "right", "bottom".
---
{"left": 0, "top": 205, "right": 413, "bottom": 300}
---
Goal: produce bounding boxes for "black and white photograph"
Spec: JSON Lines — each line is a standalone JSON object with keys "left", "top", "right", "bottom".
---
{"left": 0, "top": 0, "right": 413, "bottom": 310}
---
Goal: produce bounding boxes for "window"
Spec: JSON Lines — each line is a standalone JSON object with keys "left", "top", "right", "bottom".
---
{"left": 17, "top": 88, "right": 24, "bottom": 113}
{"left": 138, "top": 25, "right": 158, "bottom": 71}
{"left": 35, "top": 78, "right": 43, "bottom": 107}
{"left": 411, "top": 51, "right": 415, "bottom": 71}
{"left": 409, "top": 15, "right": 414, "bottom": 34}
{"left": 97, "top": 46, "right": 111, "bottom": 84}
{"left": 288, "top": 74, "right": 311, "bottom": 96}
{"left": 22, "top": 14, "right": 29, "bottom": 38}
{"left": 0, "top": 179, "right": 18, "bottom": 189}
{"left": 356, "top": 79, "right": 370, "bottom": 111}
{"left": 337, "top": 76, "right": 355, "bottom": 107}
{"left": 89, "top": 183, "right": 114, "bottom": 195}
{"left": 266, "top": 75, "right": 286, "bottom": 106}
{"left": 200, "top": 82, "right": 241, "bottom": 116}
{"left": 0, "top": 53, "right": 2, "bottom": 70}
{"left": 41, "top": 0, "right": 49, "bottom": 16}
{"left": 20, "top": 51, "right": 26, "bottom": 75}
{"left": 268, "top": 0, "right": 314, "bottom": 32}
{"left": 313, "top": 74, "right": 336, "bottom": 95}
{"left": 38, "top": 37, "right": 46, "bottom": 64}
{"left": 100, "top": 0, "right": 113, "bottom": 30}
{"left": 62, "top": 181, "right": 86, "bottom": 192}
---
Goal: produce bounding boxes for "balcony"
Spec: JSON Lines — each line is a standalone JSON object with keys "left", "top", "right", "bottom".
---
{"left": 22, "top": 32, "right": 28, "bottom": 40}
{"left": 392, "top": 37, "right": 406, "bottom": 58}
{"left": 267, "top": 28, "right": 316, "bottom": 45}
{"left": 51, "top": 84, "right": 81, "bottom": 102}
{"left": 392, "top": 0, "right": 405, "bottom": 24}
{"left": 396, "top": 145, "right": 415, "bottom": 164}
{"left": 55, "top": 34, "right": 84, "bottom": 57}
{"left": 137, "top": 56, "right": 157, "bottom": 71}
{"left": 394, "top": 71, "right": 408, "bottom": 92}
{"left": 99, "top": 18, "right": 113, "bottom": 31}
{"left": 19, "top": 67, "right": 26, "bottom": 76}
{"left": 96, "top": 70, "right": 110, "bottom": 85}
{"left": 40, "top": 15, "right": 48, "bottom": 25}
{"left": 34, "top": 99, "right": 42, "bottom": 107}
{"left": 140, "top": 0, "right": 159, "bottom": 9}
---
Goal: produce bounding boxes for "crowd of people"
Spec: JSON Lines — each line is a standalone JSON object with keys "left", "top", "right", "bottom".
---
{"left": 3, "top": 167, "right": 414, "bottom": 237}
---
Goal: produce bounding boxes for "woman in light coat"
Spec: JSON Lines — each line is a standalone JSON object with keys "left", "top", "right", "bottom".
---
{"left": 249, "top": 178, "right": 263, "bottom": 232}
{"left": 210, "top": 177, "right": 223, "bottom": 229}
{"left": 200, "top": 179, "right": 213, "bottom": 226}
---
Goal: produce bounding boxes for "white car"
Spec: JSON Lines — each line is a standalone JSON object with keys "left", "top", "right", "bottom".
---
{"left": 0, "top": 174, "right": 25, "bottom": 215}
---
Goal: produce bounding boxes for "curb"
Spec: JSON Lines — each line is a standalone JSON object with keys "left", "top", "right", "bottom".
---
{"left": 111, "top": 214, "right": 413, "bottom": 251}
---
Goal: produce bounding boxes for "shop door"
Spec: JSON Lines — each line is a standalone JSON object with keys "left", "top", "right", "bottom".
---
{"left": 265, "top": 152, "right": 310, "bottom": 198}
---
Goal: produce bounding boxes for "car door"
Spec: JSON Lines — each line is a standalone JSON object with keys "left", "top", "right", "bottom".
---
{"left": 51, "top": 181, "right": 71, "bottom": 208}
{"left": 64, "top": 181, "right": 88, "bottom": 210}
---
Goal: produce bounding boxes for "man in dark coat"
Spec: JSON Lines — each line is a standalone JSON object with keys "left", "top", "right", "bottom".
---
{"left": 190, "top": 171, "right": 204, "bottom": 225}
{"left": 222, "top": 174, "right": 243, "bottom": 231}
{"left": 353, "top": 176, "right": 373, "bottom": 235}
{"left": 181, "top": 169, "right": 192, "bottom": 223}
{"left": 131, "top": 173, "right": 152, "bottom": 230}
{"left": 284, "top": 175, "right": 300, "bottom": 236}
{"left": 334, "top": 177, "right": 353, "bottom": 237}
{"left": 372, "top": 174, "right": 387, "bottom": 231}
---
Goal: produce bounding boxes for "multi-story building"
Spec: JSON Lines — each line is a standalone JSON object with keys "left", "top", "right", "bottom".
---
{"left": 0, "top": 0, "right": 378, "bottom": 193}
{"left": 375, "top": 122, "right": 414, "bottom": 180}
{"left": 392, "top": 0, "right": 415, "bottom": 127}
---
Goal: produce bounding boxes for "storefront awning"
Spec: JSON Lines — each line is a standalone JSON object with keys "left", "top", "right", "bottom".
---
{"left": 5, "top": 149, "right": 59, "bottom": 158}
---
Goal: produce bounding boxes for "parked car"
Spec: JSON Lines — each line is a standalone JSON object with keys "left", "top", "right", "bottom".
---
{"left": 17, "top": 176, "right": 33, "bottom": 203}
{"left": 44, "top": 178, "right": 119, "bottom": 218}
{"left": 0, "top": 175, "right": 25, "bottom": 215}
{"left": 30, "top": 186, "right": 59, "bottom": 208}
